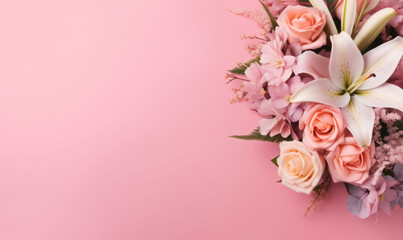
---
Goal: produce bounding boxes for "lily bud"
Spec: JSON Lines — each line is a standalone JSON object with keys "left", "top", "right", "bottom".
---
{"left": 309, "top": 0, "right": 338, "bottom": 36}
{"left": 354, "top": 8, "right": 396, "bottom": 51}
{"left": 341, "top": 0, "right": 357, "bottom": 35}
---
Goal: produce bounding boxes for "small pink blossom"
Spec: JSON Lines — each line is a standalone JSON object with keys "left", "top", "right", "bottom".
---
{"left": 244, "top": 63, "right": 268, "bottom": 110}
{"left": 258, "top": 76, "right": 305, "bottom": 122}
{"left": 260, "top": 27, "right": 297, "bottom": 85}
{"left": 261, "top": 0, "right": 299, "bottom": 17}
{"left": 259, "top": 114, "right": 297, "bottom": 139}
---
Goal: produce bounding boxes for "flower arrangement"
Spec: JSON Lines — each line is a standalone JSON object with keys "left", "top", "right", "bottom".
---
{"left": 226, "top": 0, "right": 403, "bottom": 219}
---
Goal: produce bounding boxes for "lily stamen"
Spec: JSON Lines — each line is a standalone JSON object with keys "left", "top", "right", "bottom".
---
{"left": 363, "top": 73, "right": 376, "bottom": 82}
{"left": 348, "top": 73, "right": 377, "bottom": 93}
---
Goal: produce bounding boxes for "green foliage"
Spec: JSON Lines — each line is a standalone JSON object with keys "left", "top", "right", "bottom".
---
{"left": 382, "top": 167, "right": 395, "bottom": 178}
{"left": 377, "top": 119, "right": 403, "bottom": 145}
{"left": 298, "top": 0, "right": 338, "bottom": 13}
{"left": 313, "top": 185, "right": 321, "bottom": 195}
{"left": 313, "top": 176, "right": 332, "bottom": 195}
{"left": 229, "top": 127, "right": 292, "bottom": 142}
{"left": 228, "top": 57, "right": 260, "bottom": 75}
{"left": 395, "top": 119, "right": 403, "bottom": 131}
{"left": 298, "top": 0, "right": 311, "bottom": 6}
{"left": 259, "top": 0, "right": 279, "bottom": 28}
{"left": 271, "top": 156, "right": 279, "bottom": 167}
{"left": 344, "top": 183, "right": 350, "bottom": 194}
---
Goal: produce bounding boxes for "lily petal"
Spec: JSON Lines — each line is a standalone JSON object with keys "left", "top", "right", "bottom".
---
{"left": 330, "top": 32, "right": 364, "bottom": 90}
{"left": 293, "top": 51, "right": 330, "bottom": 79}
{"left": 309, "top": 0, "right": 338, "bottom": 36}
{"left": 355, "top": 83, "right": 403, "bottom": 112}
{"left": 341, "top": 96, "right": 375, "bottom": 147}
{"left": 290, "top": 78, "right": 350, "bottom": 107}
{"left": 341, "top": 0, "right": 357, "bottom": 35}
{"left": 354, "top": 8, "right": 396, "bottom": 52}
{"left": 357, "top": 36, "right": 403, "bottom": 90}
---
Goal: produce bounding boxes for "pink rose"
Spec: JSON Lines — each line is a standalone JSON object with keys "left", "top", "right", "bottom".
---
{"left": 334, "top": 0, "right": 380, "bottom": 20}
{"left": 299, "top": 104, "right": 345, "bottom": 151}
{"left": 277, "top": 5, "right": 327, "bottom": 50}
{"left": 325, "top": 134, "right": 375, "bottom": 185}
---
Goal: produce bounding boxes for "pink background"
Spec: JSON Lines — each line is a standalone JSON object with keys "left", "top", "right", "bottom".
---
{"left": 0, "top": 0, "right": 401, "bottom": 239}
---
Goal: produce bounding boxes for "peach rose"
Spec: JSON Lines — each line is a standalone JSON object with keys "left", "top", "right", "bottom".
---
{"left": 325, "top": 134, "right": 375, "bottom": 185}
{"left": 277, "top": 5, "right": 327, "bottom": 50}
{"left": 334, "top": 0, "right": 380, "bottom": 20}
{"left": 299, "top": 104, "right": 345, "bottom": 151}
{"left": 277, "top": 141, "right": 325, "bottom": 194}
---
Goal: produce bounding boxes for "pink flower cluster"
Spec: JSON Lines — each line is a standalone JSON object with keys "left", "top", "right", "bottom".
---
{"left": 240, "top": 26, "right": 309, "bottom": 139}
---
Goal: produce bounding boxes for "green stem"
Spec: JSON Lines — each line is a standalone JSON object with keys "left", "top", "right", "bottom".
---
{"left": 259, "top": 0, "right": 279, "bottom": 29}
{"left": 352, "top": 0, "right": 369, "bottom": 38}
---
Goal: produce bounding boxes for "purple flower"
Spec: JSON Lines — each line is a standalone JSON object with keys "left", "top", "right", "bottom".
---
{"left": 347, "top": 176, "right": 398, "bottom": 219}
{"left": 391, "top": 164, "right": 403, "bottom": 209}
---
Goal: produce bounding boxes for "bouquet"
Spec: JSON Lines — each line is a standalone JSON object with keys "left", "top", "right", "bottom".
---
{"left": 226, "top": 0, "right": 403, "bottom": 219}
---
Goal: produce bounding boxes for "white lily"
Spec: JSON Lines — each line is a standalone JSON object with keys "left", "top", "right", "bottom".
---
{"left": 341, "top": 0, "right": 356, "bottom": 35}
{"left": 291, "top": 32, "right": 403, "bottom": 147}
{"left": 309, "top": 0, "right": 396, "bottom": 51}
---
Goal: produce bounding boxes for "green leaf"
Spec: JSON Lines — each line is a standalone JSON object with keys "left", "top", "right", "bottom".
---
{"left": 378, "top": 119, "right": 403, "bottom": 144}
{"left": 313, "top": 185, "right": 321, "bottom": 195}
{"left": 313, "top": 175, "right": 332, "bottom": 195}
{"left": 395, "top": 119, "right": 403, "bottom": 131}
{"left": 344, "top": 183, "right": 350, "bottom": 194}
{"left": 298, "top": 0, "right": 311, "bottom": 5}
{"left": 326, "top": 0, "right": 338, "bottom": 13}
{"left": 259, "top": 0, "right": 279, "bottom": 29}
{"left": 382, "top": 167, "right": 395, "bottom": 178}
{"left": 271, "top": 156, "right": 279, "bottom": 167}
{"left": 298, "top": 0, "right": 338, "bottom": 13}
{"left": 228, "top": 56, "right": 260, "bottom": 75}
{"left": 327, "top": 2, "right": 337, "bottom": 13}
{"left": 229, "top": 127, "right": 292, "bottom": 142}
